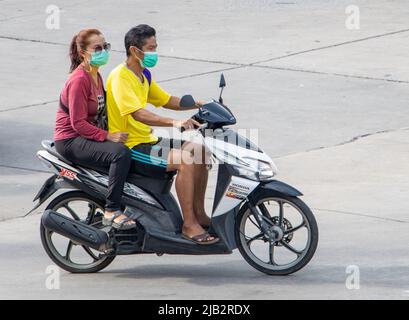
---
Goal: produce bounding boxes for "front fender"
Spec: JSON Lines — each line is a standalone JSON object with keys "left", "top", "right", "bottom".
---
{"left": 259, "top": 180, "right": 303, "bottom": 197}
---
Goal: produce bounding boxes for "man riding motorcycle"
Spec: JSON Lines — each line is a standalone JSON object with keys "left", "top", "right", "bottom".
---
{"left": 106, "top": 24, "right": 218, "bottom": 245}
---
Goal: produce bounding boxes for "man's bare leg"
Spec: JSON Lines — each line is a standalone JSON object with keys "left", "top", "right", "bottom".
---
{"left": 182, "top": 142, "right": 211, "bottom": 226}
{"left": 167, "top": 149, "right": 214, "bottom": 239}
{"left": 193, "top": 163, "right": 210, "bottom": 227}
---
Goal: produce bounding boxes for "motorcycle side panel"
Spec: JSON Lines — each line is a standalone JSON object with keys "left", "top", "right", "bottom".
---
{"left": 211, "top": 207, "right": 240, "bottom": 250}
{"left": 212, "top": 163, "right": 232, "bottom": 214}
{"left": 78, "top": 168, "right": 164, "bottom": 209}
{"left": 143, "top": 230, "right": 232, "bottom": 255}
{"left": 204, "top": 134, "right": 274, "bottom": 166}
{"left": 124, "top": 206, "right": 179, "bottom": 234}
{"left": 131, "top": 206, "right": 239, "bottom": 254}
{"left": 37, "top": 150, "right": 80, "bottom": 174}
{"left": 213, "top": 176, "right": 259, "bottom": 217}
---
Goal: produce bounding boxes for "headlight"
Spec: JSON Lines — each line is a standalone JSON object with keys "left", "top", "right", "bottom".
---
{"left": 233, "top": 157, "right": 276, "bottom": 181}
{"left": 244, "top": 157, "right": 276, "bottom": 181}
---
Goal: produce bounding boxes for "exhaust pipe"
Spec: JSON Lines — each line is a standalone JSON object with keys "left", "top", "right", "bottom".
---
{"left": 42, "top": 210, "right": 109, "bottom": 251}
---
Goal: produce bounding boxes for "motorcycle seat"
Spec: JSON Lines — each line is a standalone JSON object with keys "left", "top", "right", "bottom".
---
{"left": 41, "top": 140, "right": 74, "bottom": 165}
{"left": 42, "top": 140, "right": 175, "bottom": 193}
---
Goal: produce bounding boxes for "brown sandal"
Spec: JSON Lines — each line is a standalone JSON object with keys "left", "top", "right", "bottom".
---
{"left": 182, "top": 232, "right": 219, "bottom": 245}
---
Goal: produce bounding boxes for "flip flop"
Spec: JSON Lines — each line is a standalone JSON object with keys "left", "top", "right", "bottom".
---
{"left": 103, "top": 210, "right": 136, "bottom": 230}
{"left": 201, "top": 225, "right": 218, "bottom": 237}
{"left": 112, "top": 217, "right": 136, "bottom": 230}
{"left": 102, "top": 210, "right": 122, "bottom": 226}
{"left": 182, "top": 232, "right": 219, "bottom": 245}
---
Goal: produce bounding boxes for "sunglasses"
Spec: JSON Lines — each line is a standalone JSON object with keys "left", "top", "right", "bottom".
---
{"left": 93, "top": 42, "right": 111, "bottom": 53}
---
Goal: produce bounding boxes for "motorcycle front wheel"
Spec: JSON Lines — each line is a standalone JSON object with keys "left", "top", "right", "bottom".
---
{"left": 235, "top": 193, "right": 318, "bottom": 275}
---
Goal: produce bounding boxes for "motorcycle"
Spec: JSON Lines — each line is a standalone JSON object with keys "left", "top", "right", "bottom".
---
{"left": 28, "top": 74, "right": 318, "bottom": 275}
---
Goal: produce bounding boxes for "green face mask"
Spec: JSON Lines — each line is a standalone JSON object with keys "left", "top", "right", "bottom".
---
{"left": 89, "top": 50, "right": 110, "bottom": 66}
{"left": 135, "top": 48, "right": 158, "bottom": 68}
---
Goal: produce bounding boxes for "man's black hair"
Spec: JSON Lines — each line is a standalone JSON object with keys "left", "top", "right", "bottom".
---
{"left": 125, "top": 24, "right": 156, "bottom": 56}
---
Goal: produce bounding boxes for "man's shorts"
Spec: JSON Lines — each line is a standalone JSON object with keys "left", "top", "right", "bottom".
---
{"left": 130, "top": 138, "right": 185, "bottom": 179}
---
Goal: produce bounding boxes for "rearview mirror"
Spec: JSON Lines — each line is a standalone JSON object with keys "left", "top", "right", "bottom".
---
{"left": 219, "top": 73, "right": 226, "bottom": 88}
{"left": 179, "top": 95, "right": 196, "bottom": 109}
{"left": 218, "top": 73, "right": 226, "bottom": 103}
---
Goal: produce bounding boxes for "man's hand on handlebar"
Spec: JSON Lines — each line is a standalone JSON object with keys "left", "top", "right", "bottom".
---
{"left": 173, "top": 118, "right": 201, "bottom": 131}
{"left": 195, "top": 100, "right": 206, "bottom": 108}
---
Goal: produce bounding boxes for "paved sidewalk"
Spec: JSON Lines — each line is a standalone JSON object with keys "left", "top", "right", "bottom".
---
{"left": 1, "top": 128, "right": 408, "bottom": 299}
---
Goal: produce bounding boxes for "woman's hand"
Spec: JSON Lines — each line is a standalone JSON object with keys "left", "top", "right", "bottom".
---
{"left": 107, "top": 132, "right": 128, "bottom": 143}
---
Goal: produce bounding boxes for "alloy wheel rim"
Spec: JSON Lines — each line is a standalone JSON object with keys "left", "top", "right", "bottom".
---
{"left": 239, "top": 197, "right": 311, "bottom": 271}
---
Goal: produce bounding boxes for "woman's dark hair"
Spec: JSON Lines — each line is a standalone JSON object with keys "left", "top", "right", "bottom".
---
{"left": 124, "top": 24, "right": 156, "bottom": 56}
{"left": 69, "top": 28, "right": 102, "bottom": 72}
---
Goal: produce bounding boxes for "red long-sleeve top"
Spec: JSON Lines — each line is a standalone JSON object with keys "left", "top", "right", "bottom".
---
{"left": 54, "top": 65, "right": 108, "bottom": 142}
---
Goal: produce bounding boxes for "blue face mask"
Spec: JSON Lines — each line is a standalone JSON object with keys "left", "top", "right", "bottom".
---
{"left": 135, "top": 48, "right": 158, "bottom": 68}
{"left": 89, "top": 50, "right": 110, "bottom": 66}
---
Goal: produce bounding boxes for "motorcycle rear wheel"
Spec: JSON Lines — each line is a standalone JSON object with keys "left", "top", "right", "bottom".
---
{"left": 40, "top": 191, "right": 115, "bottom": 273}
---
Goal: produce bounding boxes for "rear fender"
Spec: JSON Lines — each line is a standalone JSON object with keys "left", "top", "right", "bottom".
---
{"left": 24, "top": 174, "right": 75, "bottom": 217}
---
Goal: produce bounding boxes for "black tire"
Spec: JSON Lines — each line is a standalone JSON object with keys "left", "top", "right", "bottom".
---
{"left": 40, "top": 191, "right": 115, "bottom": 273}
{"left": 235, "top": 192, "right": 318, "bottom": 276}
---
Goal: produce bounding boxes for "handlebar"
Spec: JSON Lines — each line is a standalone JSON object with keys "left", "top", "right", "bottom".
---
{"left": 180, "top": 122, "right": 208, "bottom": 133}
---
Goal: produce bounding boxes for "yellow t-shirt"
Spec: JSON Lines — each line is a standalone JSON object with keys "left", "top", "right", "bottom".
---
{"left": 106, "top": 63, "right": 171, "bottom": 148}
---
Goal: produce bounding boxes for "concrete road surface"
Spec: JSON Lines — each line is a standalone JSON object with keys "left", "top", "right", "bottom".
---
{"left": 0, "top": 0, "right": 408, "bottom": 299}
